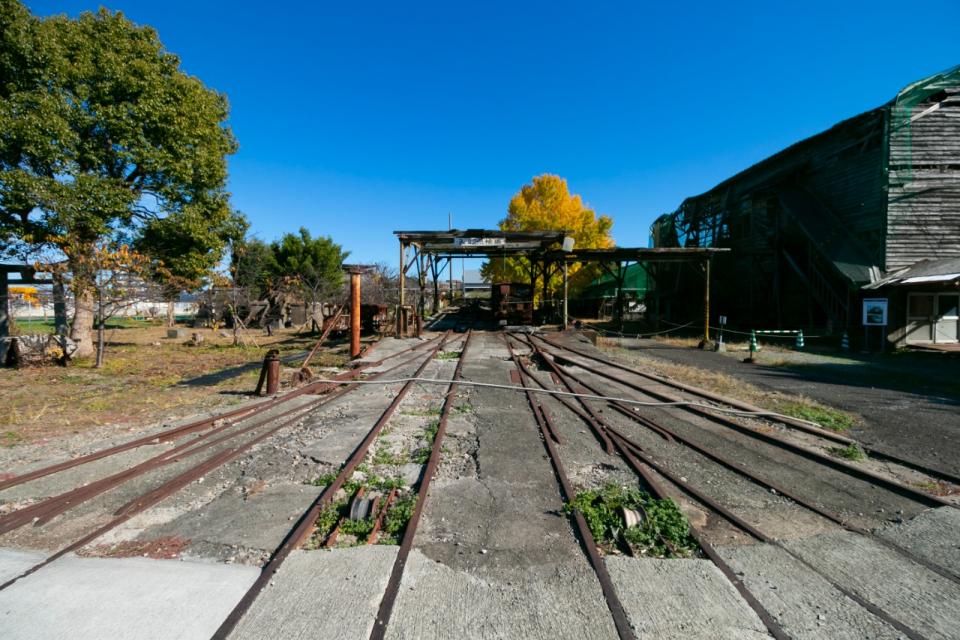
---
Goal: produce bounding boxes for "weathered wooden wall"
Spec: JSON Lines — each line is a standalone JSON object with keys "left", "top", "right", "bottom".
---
{"left": 886, "top": 87, "right": 960, "bottom": 271}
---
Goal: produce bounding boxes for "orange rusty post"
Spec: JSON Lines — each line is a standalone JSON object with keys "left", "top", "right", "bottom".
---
{"left": 350, "top": 269, "right": 362, "bottom": 359}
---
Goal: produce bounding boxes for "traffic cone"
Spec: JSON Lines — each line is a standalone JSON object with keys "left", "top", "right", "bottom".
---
{"left": 841, "top": 331, "right": 850, "bottom": 351}
{"left": 795, "top": 330, "right": 804, "bottom": 350}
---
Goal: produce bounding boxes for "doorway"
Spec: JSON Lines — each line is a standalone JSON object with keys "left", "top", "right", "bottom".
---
{"left": 906, "top": 292, "right": 960, "bottom": 344}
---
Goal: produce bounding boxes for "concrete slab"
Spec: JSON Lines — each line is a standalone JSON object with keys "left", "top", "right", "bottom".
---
{"left": 229, "top": 547, "right": 398, "bottom": 640}
{"left": 716, "top": 542, "right": 900, "bottom": 639}
{"left": 143, "top": 483, "right": 323, "bottom": 553}
{"left": 0, "top": 553, "right": 258, "bottom": 640}
{"left": 604, "top": 556, "right": 768, "bottom": 639}
{"left": 784, "top": 530, "right": 960, "bottom": 640}
{"left": 0, "top": 547, "right": 45, "bottom": 584}
{"left": 876, "top": 506, "right": 960, "bottom": 577}
{"left": 385, "top": 549, "right": 617, "bottom": 640}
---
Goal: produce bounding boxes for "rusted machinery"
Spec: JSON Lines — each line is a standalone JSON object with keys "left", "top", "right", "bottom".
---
{"left": 491, "top": 282, "right": 534, "bottom": 326}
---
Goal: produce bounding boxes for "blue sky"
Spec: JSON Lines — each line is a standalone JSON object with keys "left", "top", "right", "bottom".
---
{"left": 26, "top": 1, "right": 960, "bottom": 268}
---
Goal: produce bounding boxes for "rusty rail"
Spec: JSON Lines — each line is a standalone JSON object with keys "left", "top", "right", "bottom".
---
{"left": 531, "top": 334, "right": 954, "bottom": 509}
{"left": 531, "top": 334, "right": 936, "bottom": 639}
{"left": 0, "top": 336, "right": 447, "bottom": 593}
{"left": 535, "top": 333, "right": 960, "bottom": 487}
{"left": 210, "top": 331, "right": 453, "bottom": 640}
{"left": 370, "top": 330, "right": 474, "bottom": 639}
{"left": 502, "top": 335, "right": 637, "bottom": 640}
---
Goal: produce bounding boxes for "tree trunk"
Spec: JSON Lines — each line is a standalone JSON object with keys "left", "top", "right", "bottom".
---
{"left": 70, "top": 289, "right": 96, "bottom": 359}
{"left": 166, "top": 300, "right": 175, "bottom": 327}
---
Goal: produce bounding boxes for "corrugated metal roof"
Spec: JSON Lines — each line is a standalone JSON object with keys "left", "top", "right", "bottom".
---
{"left": 863, "top": 257, "right": 960, "bottom": 289}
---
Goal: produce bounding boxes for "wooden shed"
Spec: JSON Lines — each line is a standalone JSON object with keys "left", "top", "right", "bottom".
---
{"left": 651, "top": 65, "right": 960, "bottom": 347}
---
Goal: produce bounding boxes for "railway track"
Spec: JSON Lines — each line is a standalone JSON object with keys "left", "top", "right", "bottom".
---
{"left": 214, "top": 330, "right": 474, "bottom": 640}
{"left": 3, "top": 326, "right": 957, "bottom": 639}
{"left": 504, "top": 331, "right": 960, "bottom": 640}
{"left": 0, "top": 334, "right": 446, "bottom": 591}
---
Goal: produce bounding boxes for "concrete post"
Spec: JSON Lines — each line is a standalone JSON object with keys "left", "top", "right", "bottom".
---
{"left": 350, "top": 270, "right": 362, "bottom": 359}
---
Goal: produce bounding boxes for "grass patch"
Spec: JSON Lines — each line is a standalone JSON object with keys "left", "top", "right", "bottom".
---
{"left": 1, "top": 430, "right": 23, "bottom": 448}
{"left": 313, "top": 472, "right": 339, "bottom": 486}
{"left": 830, "top": 442, "right": 866, "bottom": 461}
{"left": 775, "top": 402, "right": 855, "bottom": 432}
{"left": 372, "top": 447, "right": 409, "bottom": 466}
{"left": 401, "top": 407, "right": 442, "bottom": 417}
{"left": 435, "top": 351, "right": 462, "bottom": 360}
{"left": 383, "top": 494, "right": 417, "bottom": 540}
{"left": 453, "top": 403, "right": 473, "bottom": 414}
{"left": 565, "top": 484, "right": 698, "bottom": 558}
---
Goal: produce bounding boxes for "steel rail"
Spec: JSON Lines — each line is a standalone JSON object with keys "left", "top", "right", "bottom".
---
{"left": 512, "top": 333, "right": 674, "bottom": 445}
{"left": 369, "top": 330, "right": 474, "bottom": 640}
{"left": 535, "top": 334, "right": 960, "bottom": 487}
{"left": 608, "top": 430, "right": 931, "bottom": 640}
{"left": 0, "top": 334, "right": 442, "bottom": 494}
{"left": 511, "top": 337, "right": 788, "bottom": 640}
{"left": 0, "top": 336, "right": 446, "bottom": 535}
{"left": 531, "top": 335, "right": 954, "bottom": 509}
{"left": 503, "top": 335, "right": 637, "bottom": 640}
{"left": 210, "top": 331, "right": 454, "bottom": 640}
{"left": 536, "top": 334, "right": 960, "bottom": 601}
{"left": 0, "top": 337, "right": 447, "bottom": 593}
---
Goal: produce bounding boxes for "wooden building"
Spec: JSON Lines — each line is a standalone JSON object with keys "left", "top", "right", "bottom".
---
{"left": 651, "top": 65, "right": 960, "bottom": 347}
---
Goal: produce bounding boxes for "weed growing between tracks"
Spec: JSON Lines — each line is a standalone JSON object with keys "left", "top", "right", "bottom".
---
{"left": 566, "top": 484, "right": 699, "bottom": 558}
{"left": 775, "top": 402, "right": 854, "bottom": 432}
{"left": 830, "top": 442, "right": 867, "bottom": 461}
{"left": 306, "top": 472, "right": 416, "bottom": 548}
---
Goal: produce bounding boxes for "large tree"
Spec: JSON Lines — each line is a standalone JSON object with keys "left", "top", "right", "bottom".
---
{"left": 482, "top": 174, "right": 614, "bottom": 298}
{"left": 0, "top": 2, "right": 238, "bottom": 357}
{"left": 270, "top": 228, "right": 349, "bottom": 329}
{"left": 137, "top": 210, "right": 249, "bottom": 326}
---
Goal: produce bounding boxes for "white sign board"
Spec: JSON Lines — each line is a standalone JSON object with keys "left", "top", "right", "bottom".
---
{"left": 454, "top": 237, "right": 506, "bottom": 247}
{"left": 862, "top": 298, "right": 888, "bottom": 326}
{"left": 718, "top": 315, "right": 727, "bottom": 325}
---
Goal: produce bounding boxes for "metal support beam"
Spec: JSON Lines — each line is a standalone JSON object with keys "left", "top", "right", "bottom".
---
{"left": 563, "top": 261, "right": 569, "bottom": 328}
{"left": 350, "top": 270, "right": 362, "bottom": 359}
{"left": 703, "top": 258, "right": 711, "bottom": 345}
{"left": 397, "top": 242, "right": 406, "bottom": 336}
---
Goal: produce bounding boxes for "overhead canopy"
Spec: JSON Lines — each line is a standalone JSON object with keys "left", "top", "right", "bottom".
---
{"left": 394, "top": 229, "right": 569, "bottom": 258}
{"left": 545, "top": 247, "right": 729, "bottom": 263}
{"left": 863, "top": 257, "right": 960, "bottom": 289}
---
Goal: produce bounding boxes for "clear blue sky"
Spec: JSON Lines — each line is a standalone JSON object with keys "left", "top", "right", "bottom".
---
{"left": 25, "top": 1, "right": 960, "bottom": 268}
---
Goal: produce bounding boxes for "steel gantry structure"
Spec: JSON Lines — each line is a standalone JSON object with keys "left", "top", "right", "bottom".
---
{"left": 393, "top": 229, "right": 728, "bottom": 342}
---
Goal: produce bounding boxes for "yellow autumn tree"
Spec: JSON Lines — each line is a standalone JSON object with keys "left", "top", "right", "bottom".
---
{"left": 482, "top": 174, "right": 614, "bottom": 300}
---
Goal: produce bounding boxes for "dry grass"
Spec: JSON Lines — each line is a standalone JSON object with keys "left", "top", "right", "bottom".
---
{"left": 0, "top": 323, "right": 348, "bottom": 444}
{"left": 596, "top": 344, "right": 858, "bottom": 431}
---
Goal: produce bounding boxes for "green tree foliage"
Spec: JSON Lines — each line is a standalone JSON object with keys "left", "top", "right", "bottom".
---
{"left": 269, "top": 227, "right": 350, "bottom": 306}
{"left": 0, "top": 2, "right": 237, "bottom": 357}
{"left": 231, "top": 237, "right": 275, "bottom": 301}
{"left": 482, "top": 174, "right": 614, "bottom": 299}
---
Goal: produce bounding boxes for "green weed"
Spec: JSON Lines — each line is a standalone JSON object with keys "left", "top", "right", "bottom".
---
{"left": 1, "top": 430, "right": 23, "bottom": 448}
{"left": 436, "top": 351, "right": 462, "bottom": 360}
{"left": 383, "top": 494, "right": 418, "bottom": 537}
{"left": 777, "top": 402, "right": 855, "bottom": 432}
{"left": 830, "top": 443, "right": 866, "bottom": 461}
{"left": 565, "top": 484, "right": 698, "bottom": 558}
{"left": 372, "top": 447, "right": 409, "bottom": 466}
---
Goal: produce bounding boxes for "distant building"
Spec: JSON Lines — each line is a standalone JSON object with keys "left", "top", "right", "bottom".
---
{"left": 651, "top": 65, "right": 960, "bottom": 348}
